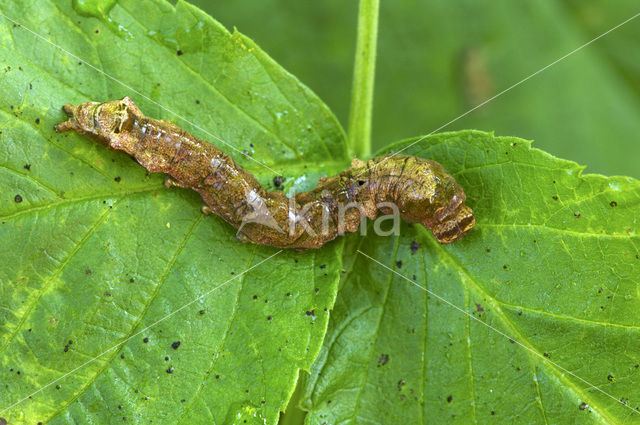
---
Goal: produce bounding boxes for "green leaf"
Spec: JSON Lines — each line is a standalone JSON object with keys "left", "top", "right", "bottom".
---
{"left": 0, "top": 0, "right": 349, "bottom": 423}
{"left": 302, "top": 131, "right": 640, "bottom": 424}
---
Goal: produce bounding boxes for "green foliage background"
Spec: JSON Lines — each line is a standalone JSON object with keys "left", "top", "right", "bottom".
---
{"left": 192, "top": 0, "right": 640, "bottom": 178}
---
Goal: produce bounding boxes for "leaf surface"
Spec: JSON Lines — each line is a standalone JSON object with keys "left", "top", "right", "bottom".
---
{"left": 302, "top": 131, "right": 640, "bottom": 425}
{"left": 0, "top": 1, "right": 348, "bottom": 424}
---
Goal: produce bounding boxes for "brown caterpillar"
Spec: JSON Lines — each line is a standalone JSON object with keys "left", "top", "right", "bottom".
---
{"left": 55, "top": 97, "right": 475, "bottom": 249}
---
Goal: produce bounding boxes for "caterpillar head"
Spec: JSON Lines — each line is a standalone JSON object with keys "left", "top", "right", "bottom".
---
{"left": 55, "top": 97, "right": 141, "bottom": 149}
{"left": 392, "top": 156, "right": 475, "bottom": 244}
{"left": 424, "top": 169, "right": 475, "bottom": 244}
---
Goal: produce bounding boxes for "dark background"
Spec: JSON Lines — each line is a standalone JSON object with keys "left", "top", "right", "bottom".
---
{"left": 189, "top": 0, "right": 640, "bottom": 178}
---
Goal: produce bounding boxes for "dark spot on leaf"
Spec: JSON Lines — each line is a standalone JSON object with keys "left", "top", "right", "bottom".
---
{"left": 114, "top": 176, "right": 121, "bottom": 182}
{"left": 64, "top": 344, "right": 69, "bottom": 352}
{"left": 14, "top": 194, "right": 22, "bottom": 203}
{"left": 215, "top": 375, "right": 220, "bottom": 379}
{"left": 319, "top": 264, "right": 326, "bottom": 269}
{"left": 253, "top": 295, "right": 258, "bottom": 300}
{"left": 286, "top": 292, "right": 291, "bottom": 297}
{"left": 199, "top": 309, "right": 205, "bottom": 314}
{"left": 56, "top": 385, "right": 61, "bottom": 389}
{"left": 509, "top": 339, "right": 515, "bottom": 344}
{"left": 598, "top": 287, "right": 603, "bottom": 294}
{"left": 273, "top": 175, "right": 284, "bottom": 188}
{"left": 410, "top": 241, "right": 419, "bottom": 254}
{"left": 607, "top": 374, "right": 614, "bottom": 381}
{"left": 166, "top": 367, "right": 173, "bottom": 374}
{"left": 267, "top": 316, "right": 272, "bottom": 321}
{"left": 35, "top": 118, "right": 40, "bottom": 124}
{"left": 95, "top": 29, "right": 99, "bottom": 33}
{"left": 315, "top": 288, "right": 319, "bottom": 293}
{"left": 552, "top": 195, "right": 558, "bottom": 201}
{"left": 195, "top": 99, "right": 200, "bottom": 104}
{"left": 129, "top": 278, "right": 134, "bottom": 283}
{"left": 543, "top": 353, "right": 550, "bottom": 358}
{"left": 104, "top": 292, "right": 111, "bottom": 297}
{"left": 85, "top": 269, "right": 91, "bottom": 275}
{"left": 610, "top": 201, "right": 618, "bottom": 207}
{"left": 165, "top": 356, "right": 169, "bottom": 361}
{"left": 397, "top": 380, "right": 405, "bottom": 390}
{"left": 574, "top": 212, "right": 581, "bottom": 218}
{"left": 503, "top": 264, "right": 509, "bottom": 271}
{"left": 378, "top": 354, "right": 389, "bottom": 366}
{"left": 476, "top": 304, "right": 484, "bottom": 313}
{"left": 447, "top": 395, "right": 453, "bottom": 403}
{"left": 305, "top": 310, "right": 314, "bottom": 316}
{"left": 143, "top": 337, "right": 149, "bottom": 343}
{"left": 579, "top": 402, "right": 588, "bottom": 410}
{"left": 24, "top": 164, "right": 31, "bottom": 170}
{"left": 120, "top": 354, "right": 125, "bottom": 359}
{"left": 486, "top": 248, "right": 491, "bottom": 252}
{"left": 396, "top": 261, "right": 402, "bottom": 268}
{"left": 491, "top": 411, "right": 495, "bottom": 416}
{"left": 171, "top": 341, "right": 181, "bottom": 350}
{"left": 176, "top": 49, "right": 183, "bottom": 56}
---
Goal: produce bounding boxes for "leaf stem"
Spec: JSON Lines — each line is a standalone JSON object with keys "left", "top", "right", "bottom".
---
{"left": 347, "top": 0, "right": 380, "bottom": 159}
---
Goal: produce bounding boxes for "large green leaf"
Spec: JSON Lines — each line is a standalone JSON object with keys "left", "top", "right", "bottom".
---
{"left": 302, "top": 131, "right": 640, "bottom": 424}
{"left": 0, "top": 0, "right": 349, "bottom": 423}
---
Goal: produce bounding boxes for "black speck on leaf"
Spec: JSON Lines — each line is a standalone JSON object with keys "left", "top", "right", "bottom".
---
{"left": 143, "top": 337, "right": 149, "bottom": 343}
{"left": 114, "top": 176, "right": 121, "bottom": 182}
{"left": 35, "top": 118, "right": 40, "bottom": 124}
{"left": 579, "top": 402, "right": 588, "bottom": 410}
{"left": 607, "top": 374, "right": 614, "bottom": 381}
{"left": 378, "top": 354, "right": 389, "bottom": 366}
{"left": 410, "top": 241, "right": 419, "bottom": 254}
{"left": 273, "top": 176, "right": 284, "bottom": 188}
{"left": 610, "top": 201, "right": 618, "bottom": 207}
{"left": 85, "top": 269, "right": 91, "bottom": 275}
{"left": 199, "top": 309, "right": 205, "bottom": 315}
{"left": 476, "top": 304, "right": 484, "bottom": 313}
{"left": 543, "top": 352, "right": 550, "bottom": 358}
{"left": 166, "top": 367, "right": 173, "bottom": 374}
{"left": 319, "top": 264, "right": 326, "bottom": 269}
{"left": 171, "top": 341, "right": 181, "bottom": 350}
{"left": 267, "top": 316, "right": 272, "bottom": 321}
{"left": 14, "top": 194, "right": 22, "bottom": 203}
{"left": 176, "top": 49, "right": 183, "bottom": 56}
{"left": 305, "top": 310, "right": 314, "bottom": 316}
{"left": 552, "top": 195, "right": 558, "bottom": 201}
{"left": 396, "top": 261, "right": 403, "bottom": 268}
{"left": 447, "top": 395, "right": 453, "bottom": 403}
{"left": 23, "top": 163, "right": 31, "bottom": 170}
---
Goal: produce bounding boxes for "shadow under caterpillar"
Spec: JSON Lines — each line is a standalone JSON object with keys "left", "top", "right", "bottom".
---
{"left": 56, "top": 97, "right": 475, "bottom": 249}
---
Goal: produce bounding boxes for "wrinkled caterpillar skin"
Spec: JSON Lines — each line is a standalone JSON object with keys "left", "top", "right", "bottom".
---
{"left": 56, "top": 97, "right": 475, "bottom": 249}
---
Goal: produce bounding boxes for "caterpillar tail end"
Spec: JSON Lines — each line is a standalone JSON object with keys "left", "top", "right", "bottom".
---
{"left": 55, "top": 104, "right": 79, "bottom": 133}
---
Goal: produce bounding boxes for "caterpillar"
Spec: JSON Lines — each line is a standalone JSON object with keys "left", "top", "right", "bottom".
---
{"left": 55, "top": 97, "right": 475, "bottom": 249}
